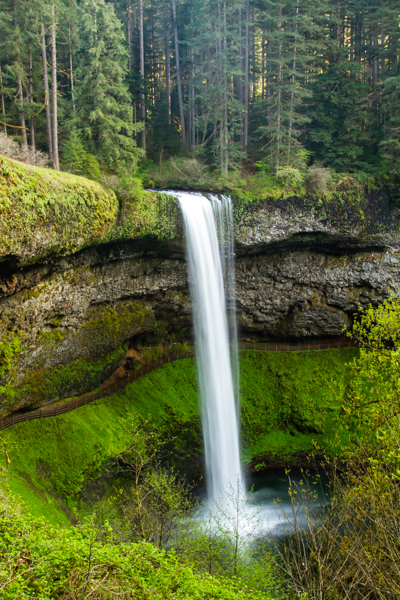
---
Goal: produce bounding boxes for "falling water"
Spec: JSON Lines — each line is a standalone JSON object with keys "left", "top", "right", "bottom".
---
{"left": 166, "top": 191, "right": 242, "bottom": 502}
{"left": 210, "top": 194, "right": 240, "bottom": 404}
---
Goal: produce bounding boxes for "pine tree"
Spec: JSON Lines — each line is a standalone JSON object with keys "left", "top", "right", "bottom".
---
{"left": 75, "top": 0, "right": 143, "bottom": 171}
{"left": 62, "top": 129, "right": 101, "bottom": 179}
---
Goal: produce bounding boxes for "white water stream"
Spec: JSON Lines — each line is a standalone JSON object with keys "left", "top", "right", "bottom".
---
{"left": 166, "top": 191, "right": 243, "bottom": 503}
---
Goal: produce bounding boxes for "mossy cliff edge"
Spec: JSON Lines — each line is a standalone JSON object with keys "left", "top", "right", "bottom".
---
{"left": 1, "top": 156, "right": 399, "bottom": 418}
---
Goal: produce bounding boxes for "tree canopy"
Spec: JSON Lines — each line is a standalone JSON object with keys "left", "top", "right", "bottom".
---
{"left": 0, "top": 0, "right": 398, "bottom": 177}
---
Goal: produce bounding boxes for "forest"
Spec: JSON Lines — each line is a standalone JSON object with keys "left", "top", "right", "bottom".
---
{"left": 0, "top": 0, "right": 399, "bottom": 181}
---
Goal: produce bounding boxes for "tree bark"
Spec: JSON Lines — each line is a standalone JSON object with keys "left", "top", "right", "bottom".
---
{"left": 266, "top": 26, "right": 271, "bottom": 127}
{"left": 41, "top": 23, "right": 53, "bottom": 159}
{"left": 17, "top": 75, "right": 27, "bottom": 150}
{"left": 238, "top": 6, "right": 244, "bottom": 151}
{"left": 164, "top": 5, "right": 171, "bottom": 122}
{"left": 244, "top": 0, "right": 249, "bottom": 157}
{"left": 275, "top": 2, "right": 282, "bottom": 176}
{"left": 51, "top": 4, "right": 59, "bottom": 170}
{"left": 0, "top": 65, "right": 6, "bottom": 134}
{"left": 29, "top": 51, "right": 35, "bottom": 151}
{"left": 69, "top": 44, "right": 75, "bottom": 114}
{"left": 127, "top": 1, "right": 132, "bottom": 72}
{"left": 139, "top": 0, "right": 146, "bottom": 153}
{"left": 189, "top": 13, "right": 195, "bottom": 151}
{"left": 13, "top": 0, "right": 27, "bottom": 149}
{"left": 288, "top": 0, "right": 299, "bottom": 163}
{"left": 172, "top": 0, "right": 186, "bottom": 153}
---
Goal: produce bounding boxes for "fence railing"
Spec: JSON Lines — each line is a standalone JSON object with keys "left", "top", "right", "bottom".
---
{"left": 0, "top": 339, "right": 355, "bottom": 431}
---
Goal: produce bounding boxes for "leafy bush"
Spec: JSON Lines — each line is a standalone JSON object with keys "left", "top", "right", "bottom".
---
{"left": 0, "top": 484, "right": 267, "bottom": 599}
{"left": 280, "top": 297, "right": 400, "bottom": 600}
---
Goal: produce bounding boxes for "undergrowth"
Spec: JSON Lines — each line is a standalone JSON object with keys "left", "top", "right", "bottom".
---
{"left": 1, "top": 349, "right": 356, "bottom": 524}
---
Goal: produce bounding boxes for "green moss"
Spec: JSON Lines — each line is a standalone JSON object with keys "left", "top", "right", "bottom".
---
{"left": 82, "top": 300, "right": 155, "bottom": 354}
{"left": 239, "top": 348, "right": 357, "bottom": 462}
{"left": 22, "top": 346, "right": 126, "bottom": 404}
{"left": 0, "top": 156, "right": 118, "bottom": 265}
{"left": 2, "top": 348, "right": 356, "bottom": 524}
{"left": 0, "top": 333, "right": 21, "bottom": 380}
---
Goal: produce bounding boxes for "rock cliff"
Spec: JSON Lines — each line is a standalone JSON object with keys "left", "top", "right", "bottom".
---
{"left": 1, "top": 156, "right": 399, "bottom": 416}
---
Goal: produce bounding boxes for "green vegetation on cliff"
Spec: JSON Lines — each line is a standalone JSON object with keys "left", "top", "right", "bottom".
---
{"left": 0, "top": 156, "right": 182, "bottom": 268}
{"left": 2, "top": 348, "right": 357, "bottom": 525}
{"left": 0, "top": 156, "right": 117, "bottom": 265}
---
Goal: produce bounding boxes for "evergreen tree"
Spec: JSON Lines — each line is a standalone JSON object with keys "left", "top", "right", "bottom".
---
{"left": 380, "top": 75, "right": 400, "bottom": 174}
{"left": 75, "top": 0, "right": 143, "bottom": 171}
{"left": 62, "top": 129, "right": 101, "bottom": 179}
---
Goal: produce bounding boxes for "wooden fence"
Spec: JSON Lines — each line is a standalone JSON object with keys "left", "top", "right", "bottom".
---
{"left": 0, "top": 339, "right": 355, "bottom": 431}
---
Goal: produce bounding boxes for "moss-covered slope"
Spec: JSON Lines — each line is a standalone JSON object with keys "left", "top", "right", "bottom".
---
{"left": 0, "top": 155, "right": 182, "bottom": 268}
{"left": 2, "top": 348, "right": 356, "bottom": 524}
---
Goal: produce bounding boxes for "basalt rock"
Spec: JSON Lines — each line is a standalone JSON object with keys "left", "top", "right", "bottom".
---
{"left": 1, "top": 161, "right": 400, "bottom": 416}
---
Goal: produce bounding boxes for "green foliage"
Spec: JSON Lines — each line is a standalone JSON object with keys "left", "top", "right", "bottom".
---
{"left": 62, "top": 131, "right": 101, "bottom": 180}
{"left": 0, "top": 333, "right": 21, "bottom": 400}
{"left": 182, "top": 480, "right": 281, "bottom": 595}
{"left": 239, "top": 347, "right": 357, "bottom": 463}
{"left": 343, "top": 296, "right": 400, "bottom": 453}
{"left": 0, "top": 486, "right": 265, "bottom": 599}
{"left": 281, "top": 299, "right": 400, "bottom": 599}
{"left": 2, "top": 349, "right": 354, "bottom": 524}
{"left": 24, "top": 346, "right": 126, "bottom": 403}
{"left": 75, "top": 0, "right": 143, "bottom": 171}
{"left": 0, "top": 333, "right": 20, "bottom": 380}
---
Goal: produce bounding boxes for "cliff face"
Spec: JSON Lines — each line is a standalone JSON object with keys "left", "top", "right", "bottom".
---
{"left": 1, "top": 156, "right": 399, "bottom": 416}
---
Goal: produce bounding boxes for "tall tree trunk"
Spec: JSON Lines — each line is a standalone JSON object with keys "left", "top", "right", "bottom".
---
{"left": 380, "top": 14, "right": 385, "bottom": 126}
{"left": 189, "top": 13, "right": 195, "bottom": 151}
{"left": 41, "top": 23, "right": 53, "bottom": 159}
{"left": 29, "top": 51, "right": 35, "bottom": 151}
{"left": 275, "top": 2, "right": 282, "bottom": 176}
{"left": 244, "top": 0, "right": 249, "bottom": 157}
{"left": 127, "top": 1, "right": 132, "bottom": 72}
{"left": 172, "top": 0, "right": 186, "bottom": 153}
{"left": 13, "top": 0, "right": 27, "bottom": 150}
{"left": 238, "top": 6, "right": 244, "bottom": 152}
{"left": 288, "top": 0, "right": 299, "bottom": 163}
{"left": 251, "top": 3, "right": 255, "bottom": 104}
{"left": 266, "top": 26, "right": 271, "bottom": 127}
{"left": 51, "top": 4, "right": 59, "bottom": 170}
{"left": 164, "top": 5, "right": 171, "bottom": 122}
{"left": 17, "top": 76, "right": 27, "bottom": 150}
{"left": 222, "top": 0, "right": 228, "bottom": 174}
{"left": 261, "top": 34, "right": 265, "bottom": 101}
{"left": 373, "top": 34, "right": 379, "bottom": 114}
{"left": 0, "top": 65, "right": 6, "bottom": 134}
{"left": 139, "top": 0, "right": 146, "bottom": 153}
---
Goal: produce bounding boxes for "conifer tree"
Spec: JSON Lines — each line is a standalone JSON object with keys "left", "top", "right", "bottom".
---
{"left": 75, "top": 0, "right": 143, "bottom": 171}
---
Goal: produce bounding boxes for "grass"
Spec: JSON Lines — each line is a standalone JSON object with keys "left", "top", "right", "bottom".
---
{"left": 2, "top": 348, "right": 357, "bottom": 525}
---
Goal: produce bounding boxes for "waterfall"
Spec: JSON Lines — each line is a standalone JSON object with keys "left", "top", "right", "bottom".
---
{"left": 166, "top": 191, "right": 242, "bottom": 503}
